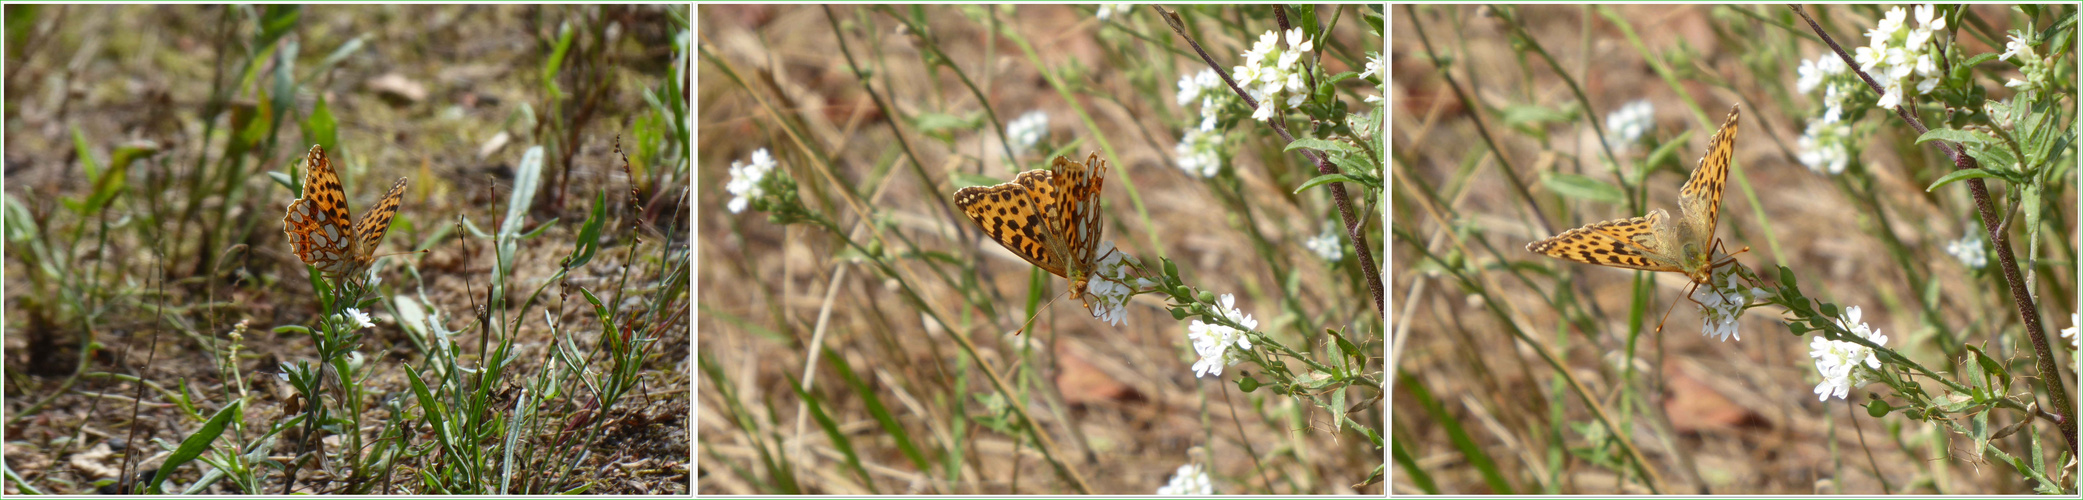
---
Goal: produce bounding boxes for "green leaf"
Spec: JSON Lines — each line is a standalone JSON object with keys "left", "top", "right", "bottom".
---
{"left": 1926, "top": 168, "right": 2000, "bottom": 191}
{"left": 1294, "top": 173, "right": 1359, "bottom": 193}
{"left": 1916, "top": 127, "right": 1993, "bottom": 146}
{"left": 148, "top": 400, "right": 244, "bottom": 494}
{"left": 1286, "top": 137, "right": 1358, "bottom": 155}
{"left": 1541, "top": 173, "right": 1626, "bottom": 204}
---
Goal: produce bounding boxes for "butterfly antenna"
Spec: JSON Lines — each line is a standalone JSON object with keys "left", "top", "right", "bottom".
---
{"left": 1653, "top": 281, "right": 1701, "bottom": 335}
{"left": 1011, "top": 290, "right": 1068, "bottom": 336}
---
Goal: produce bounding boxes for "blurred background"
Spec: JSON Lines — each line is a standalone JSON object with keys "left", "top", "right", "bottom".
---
{"left": 1391, "top": 4, "right": 2074, "bottom": 495}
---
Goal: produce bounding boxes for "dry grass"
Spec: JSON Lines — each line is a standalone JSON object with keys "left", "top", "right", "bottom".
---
{"left": 1391, "top": 4, "right": 2076, "bottom": 495}
{"left": 699, "top": 4, "right": 1382, "bottom": 495}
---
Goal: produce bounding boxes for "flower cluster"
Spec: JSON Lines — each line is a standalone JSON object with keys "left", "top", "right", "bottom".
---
{"left": 725, "top": 148, "right": 778, "bottom": 214}
{"left": 1304, "top": 224, "right": 1343, "bottom": 262}
{"left": 1944, "top": 232, "right": 1985, "bottom": 269}
{"left": 1795, "top": 116, "right": 1854, "bottom": 175}
{"left": 1604, "top": 99, "right": 1656, "bottom": 152}
{"left": 1155, "top": 463, "right": 1212, "bottom": 495}
{"left": 1851, "top": 4, "right": 1948, "bottom": 110}
{"left": 1999, "top": 30, "right": 2053, "bottom": 93}
{"left": 1174, "top": 69, "right": 1231, "bottom": 177}
{"left": 1083, "top": 242, "right": 1153, "bottom": 326}
{"left": 1809, "top": 306, "right": 1888, "bottom": 401}
{"left": 1187, "top": 294, "right": 1257, "bottom": 378}
{"left": 1095, "top": 4, "right": 1135, "bottom": 22}
{"left": 1231, "top": 28, "right": 1314, "bottom": 122}
{"left": 1006, "top": 110, "right": 1050, "bottom": 156}
{"left": 1698, "top": 272, "right": 1766, "bottom": 342}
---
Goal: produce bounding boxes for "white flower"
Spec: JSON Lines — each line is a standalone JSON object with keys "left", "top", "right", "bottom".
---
{"left": 2001, "top": 33, "right": 2036, "bottom": 62}
{"left": 1155, "top": 463, "right": 1212, "bottom": 495}
{"left": 1604, "top": 99, "right": 1655, "bottom": 149}
{"left": 1175, "top": 127, "right": 1224, "bottom": 178}
{"left": 1186, "top": 294, "right": 1256, "bottom": 378}
{"left": 1095, "top": 4, "right": 1134, "bottom": 21}
{"left": 1870, "top": 7, "right": 1907, "bottom": 40}
{"left": 2062, "top": 314, "right": 2077, "bottom": 350}
{"left": 1944, "top": 232, "right": 1985, "bottom": 269}
{"left": 725, "top": 148, "right": 777, "bottom": 213}
{"left": 1360, "top": 53, "right": 1383, "bottom": 81}
{"left": 333, "top": 308, "right": 375, "bottom": 331}
{"left": 1876, "top": 81, "right": 1904, "bottom": 110}
{"left": 1796, "top": 59, "right": 1827, "bottom": 94}
{"left": 1809, "top": 306, "right": 1887, "bottom": 401}
{"left": 1006, "top": 110, "right": 1050, "bottom": 156}
{"left": 1913, "top": 4, "right": 1945, "bottom": 32}
{"left": 1304, "top": 225, "right": 1343, "bottom": 262}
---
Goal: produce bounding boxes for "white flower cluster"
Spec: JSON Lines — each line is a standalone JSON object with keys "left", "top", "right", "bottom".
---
{"left": 1604, "top": 99, "right": 1655, "bottom": 152}
{"left": 1095, "top": 4, "right": 1135, "bottom": 22}
{"left": 1793, "top": 47, "right": 1858, "bottom": 175}
{"left": 1809, "top": 306, "right": 1888, "bottom": 401}
{"left": 1006, "top": 110, "right": 1049, "bottom": 156}
{"left": 1999, "top": 31, "right": 2051, "bottom": 93}
{"left": 1851, "top": 5, "right": 1947, "bottom": 111}
{"left": 1698, "top": 273, "right": 1766, "bottom": 342}
{"left": 1231, "top": 28, "right": 1314, "bottom": 122}
{"left": 1187, "top": 294, "right": 1257, "bottom": 378}
{"left": 1795, "top": 116, "right": 1853, "bottom": 175}
{"left": 1083, "top": 242, "right": 1152, "bottom": 326}
{"left": 1155, "top": 463, "right": 1212, "bottom": 495}
{"left": 1174, "top": 68, "right": 1229, "bottom": 177}
{"left": 1944, "top": 232, "right": 1985, "bottom": 269}
{"left": 726, "top": 148, "right": 777, "bottom": 214}
{"left": 1304, "top": 224, "right": 1343, "bottom": 262}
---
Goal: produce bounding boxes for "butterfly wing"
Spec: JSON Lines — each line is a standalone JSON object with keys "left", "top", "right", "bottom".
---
{"left": 1526, "top": 211, "right": 1686, "bottom": 273}
{"left": 351, "top": 177, "right": 409, "bottom": 268}
{"left": 282, "top": 145, "right": 359, "bottom": 277}
{"left": 1050, "top": 153, "right": 1107, "bottom": 272}
{"left": 1678, "top": 105, "right": 1738, "bottom": 247}
{"left": 954, "top": 171, "right": 1068, "bottom": 277}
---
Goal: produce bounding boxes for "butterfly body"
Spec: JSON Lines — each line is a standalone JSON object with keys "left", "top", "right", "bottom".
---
{"left": 283, "top": 144, "right": 408, "bottom": 279}
{"left": 1528, "top": 105, "right": 1739, "bottom": 284}
{"left": 953, "top": 152, "right": 1108, "bottom": 301}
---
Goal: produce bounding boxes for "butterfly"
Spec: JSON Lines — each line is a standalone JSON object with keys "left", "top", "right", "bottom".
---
{"left": 1527, "top": 104, "right": 1741, "bottom": 287}
{"left": 953, "top": 152, "right": 1108, "bottom": 303}
{"left": 282, "top": 144, "right": 408, "bottom": 280}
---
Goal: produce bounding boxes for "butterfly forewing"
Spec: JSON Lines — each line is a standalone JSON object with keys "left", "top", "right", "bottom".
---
{"left": 1679, "top": 105, "right": 1739, "bottom": 244}
{"left": 283, "top": 145, "right": 359, "bottom": 277}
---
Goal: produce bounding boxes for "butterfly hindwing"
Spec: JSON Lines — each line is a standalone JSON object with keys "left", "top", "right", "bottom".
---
{"left": 353, "top": 177, "right": 409, "bottom": 267}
